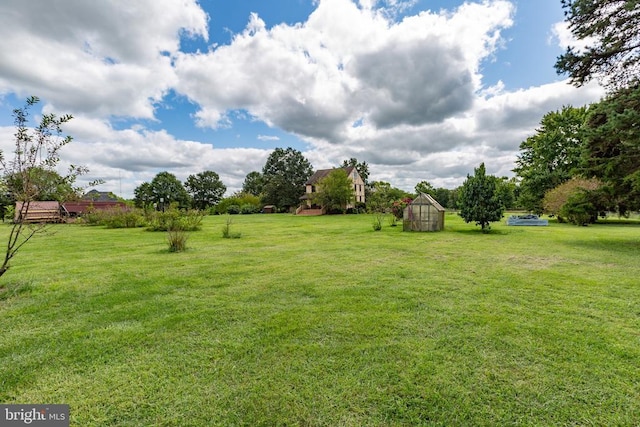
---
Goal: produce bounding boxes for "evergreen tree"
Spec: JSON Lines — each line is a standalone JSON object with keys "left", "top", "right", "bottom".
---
{"left": 555, "top": 0, "right": 640, "bottom": 90}
{"left": 581, "top": 84, "right": 640, "bottom": 214}
{"left": 458, "top": 163, "right": 504, "bottom": 233}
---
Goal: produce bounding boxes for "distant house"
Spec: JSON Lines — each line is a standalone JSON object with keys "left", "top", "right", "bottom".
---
{"left": 13, "top": 192, "right": 125, "bottom": 223}
{"left": 82, "top": 190, "right": 119, "bottom": 202}
{"left": 298, "top": 166, "right": 365, "bottom": 215}
{"left": 61, "top": 190, "right": 127, "bottom": 218}
{"left": 62, "top": 200, "right": 128, "bottom": 218}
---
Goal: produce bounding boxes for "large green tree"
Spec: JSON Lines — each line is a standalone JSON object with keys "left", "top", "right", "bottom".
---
{"left": 367, "top": 181, "right": 411, "bottom": 212}
{"left": 133, "top": 182, "right": 153, "bottom": 208}
{"left": 134, "top": 172, "right": 190, "bottom": 210}
{"left": 458, "top": 163, "right": 504, "bottom": 233}
{"left": 261, "top": 147, "right": 313, "bottom": 210}
{"left": 185, "top": 171, "right": 226, "bottom": 210}
{"left": 555, "top": 0, "right": 640, "bottom": 90}
{"left": 5, "top": 167, "right": 77, "bottom": 202}
{"left": 495, "top": 177, "right": 517, "bottom": 210}
{"left": 150, "top": 172, "right": 190, "bottom": 209}
{"left": 513, "top": 106, "right": 588, "bottom": 213}
{"left": 581, "top": 83, "right": 640, "bottom": 214}
{"left": 414, "top": 180, "right": 436, "bottom": 197}
{"left": 241, "top": 171, "right": 264, "bottom": 196}
{"left": 310, "top": 169, "right": 355, "bottom": 213}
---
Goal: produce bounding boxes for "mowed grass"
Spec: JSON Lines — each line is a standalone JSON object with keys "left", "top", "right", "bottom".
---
{"left": 1, "top": 213, "right": 639, "bottom": 426}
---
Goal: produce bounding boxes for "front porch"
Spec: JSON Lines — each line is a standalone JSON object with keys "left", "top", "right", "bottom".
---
{"left": 295, "top": 206, "right": 326, "bottom": 216}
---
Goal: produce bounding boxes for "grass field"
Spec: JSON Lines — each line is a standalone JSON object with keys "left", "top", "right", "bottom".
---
{"left": 1, "top": 213, "right": 639, "bottom": 426}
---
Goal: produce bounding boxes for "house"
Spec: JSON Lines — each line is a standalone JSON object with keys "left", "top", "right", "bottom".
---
{"left": 61, "top": 190, "right": 127, "bottom": 218}
{"left": 61, "top": 200, "right": 128, "bottom": 218}
{"left": 298, "top": 166, "right": 365, "bottom": 215}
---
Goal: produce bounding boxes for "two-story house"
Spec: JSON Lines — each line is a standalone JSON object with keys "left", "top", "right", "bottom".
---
{"left": 298, "top": 166, "right": 365, "bottom": 215}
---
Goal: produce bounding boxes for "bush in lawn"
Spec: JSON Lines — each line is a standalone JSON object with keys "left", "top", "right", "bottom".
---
{"left": 167, "top": 227, "right": 188, "bottom": 252}
{"left": 216, "top": 193, "right": 261, "bottom": 215}
{"left": 391, "top": 198, "right": 412, "bottom": 219}
{"left": 560, "top": 191, "right": 598, "bottom": 225}
{"left": 181, "top": 209, "right": 205, "bottom": 230}
{"left": 80, "top": 208, "right": 107, "bottom": 226}
{"left": 100, "top": 207, "right": 146, "bottom": 229}
{"left": 162, "top": 210, "right": 204, "bottom": 252}
{"left": 222, "top": 217, "right": 241, "bottom": 238}
{"left": 147, "top": 208, "right": 181, "bottom": 231}
{"left": 147, "top": 207, "right": 204, "bottom": 231}
{"left": 372, "top": 213, "right": 384, "bottom": 231}
{"left": 78, "top": 206, "right": 139, "bottom": 227}
{"left": 543, "top": 177, "right": 602, "bottom": 220}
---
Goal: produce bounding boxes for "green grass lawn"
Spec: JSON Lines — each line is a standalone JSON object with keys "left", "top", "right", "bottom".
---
{"left": 1, "top": 213, "right": 639, "bottom": 426}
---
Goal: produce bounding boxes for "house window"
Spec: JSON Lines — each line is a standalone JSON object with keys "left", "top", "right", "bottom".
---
{"left": 312, "top": 185, "right": 316, "bottom": 193}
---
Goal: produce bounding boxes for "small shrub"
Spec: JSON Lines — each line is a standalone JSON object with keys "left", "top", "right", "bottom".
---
{"left": 391, "top": 198, "right": 412, "bottom": 219}
{"left": 81, "top": 208, "right": 107, "bottom": 226}
{"left": 222, "top": 217, "right": 241, "bottom": 238}
{"left": 147, "top": 209, "right": 181, "bottom": 231}
{"left": 167, "top": 228, "right": 188, "bottom": 252}
{"left": 372, "top": 213, "right": 384, "bottom": 231}
{"left": 180, "top": 209, "right": 205, "bottom": 230}
{"left": 102, "top": 208, "right": 146, "bottom": 228}
{"left": 3, "top": 205, "right": 15, "bottom": 222}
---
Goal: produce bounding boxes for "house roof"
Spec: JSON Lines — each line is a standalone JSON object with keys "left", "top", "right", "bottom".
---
{"left": 82, "top": 190, "right": 119, "bottom": 202}
{"left": 15, "top": 201, "right": 60, "bottom": 211}
{"left": 63, "top": 201, "right": 127, "bottom": 214}
{"left": 305, "top": 166, "right": 356, "bottom": 185}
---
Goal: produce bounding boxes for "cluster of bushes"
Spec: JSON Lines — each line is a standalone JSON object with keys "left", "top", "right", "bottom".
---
{"left": 145, "top": 208, "right": 204, "bottom": 232}
{"left": 213, "top": 193, "right": 262, "bottom": 215}
{"left": 543, "top": 178, "right": 604, "bottom": 225}
{"left": 79, "top": 207, "right": 145, "bottom": 228}
{"left": 79, "top": 206, "right": 204, "bottom": 231}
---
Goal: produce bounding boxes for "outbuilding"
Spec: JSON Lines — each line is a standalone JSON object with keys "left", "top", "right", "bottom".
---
{"left": 403, "top": 193, "right": 445, "bottom": 232}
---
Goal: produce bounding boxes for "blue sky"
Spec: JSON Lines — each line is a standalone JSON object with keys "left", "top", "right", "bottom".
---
{"left": 0, "top": 0, "right": 603, "bottom": 198}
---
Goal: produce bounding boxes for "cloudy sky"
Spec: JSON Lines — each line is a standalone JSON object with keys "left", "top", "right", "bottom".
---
{"left": 0, "top": 0, "right": 604, "bottom": 199}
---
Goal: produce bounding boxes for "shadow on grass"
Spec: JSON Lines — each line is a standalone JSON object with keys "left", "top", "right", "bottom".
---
{"left": 563, "top": 237, "right": 640, "bottom": 253}
{"left": 451, "top": 228, "right": 511, "bottom": 236}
